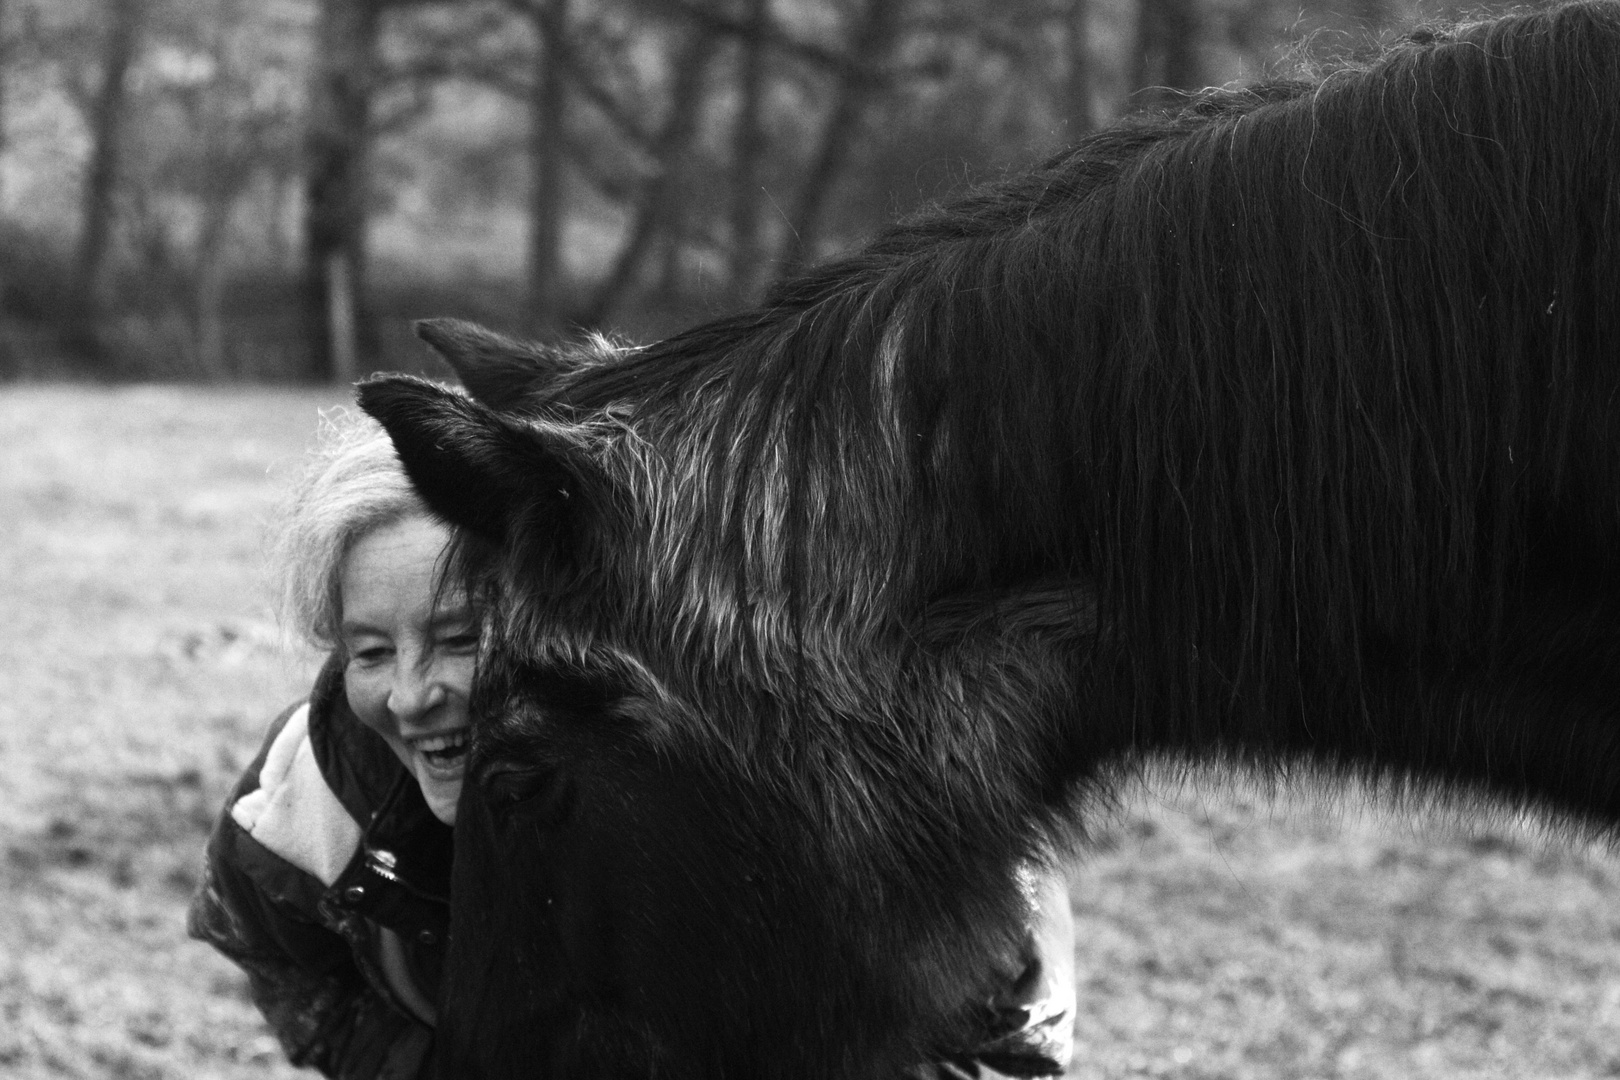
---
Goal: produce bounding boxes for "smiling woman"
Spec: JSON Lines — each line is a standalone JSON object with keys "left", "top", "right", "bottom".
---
{"left": 339, "top": 514, "right": 478, "bottom": 827}
{"left": 187, "top": 411, "right": 467, "bottom": 1079}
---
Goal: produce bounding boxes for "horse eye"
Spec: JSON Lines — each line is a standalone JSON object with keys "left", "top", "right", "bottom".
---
{"left": 480, "top": 760, "right": 545, "bottom": 803}
{"left": 478, "top": 760, "right": 574, "bottom": 823}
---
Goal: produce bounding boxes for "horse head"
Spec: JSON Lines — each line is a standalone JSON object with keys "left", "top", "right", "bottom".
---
{"left": 362, "top": 332, "right": 1077, "bottom": 1077}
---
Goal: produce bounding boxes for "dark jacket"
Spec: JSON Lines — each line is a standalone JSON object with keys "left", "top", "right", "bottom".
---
{"left": 190, "top": 663, "right": 1075, "bottom": 1080}
{"left": 188, "top": 655, "right": 452, "bottom": 1080}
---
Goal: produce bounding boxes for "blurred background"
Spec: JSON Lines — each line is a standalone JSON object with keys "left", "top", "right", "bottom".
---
{"left": 0, "top": 0, "right": 1528, "bottom": 383}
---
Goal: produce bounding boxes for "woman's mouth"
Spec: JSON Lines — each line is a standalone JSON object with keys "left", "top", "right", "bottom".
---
{"left": 411, "top": 729, "right": 470, "bottom": 780}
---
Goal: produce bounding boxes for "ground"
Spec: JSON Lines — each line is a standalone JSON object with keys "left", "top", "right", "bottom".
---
{"left": 4, "top": 384, "right": 1620, "bottom": 1079}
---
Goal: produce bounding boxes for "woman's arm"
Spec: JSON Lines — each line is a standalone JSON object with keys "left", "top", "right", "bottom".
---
{"left": 189, "top": 759, "right": 433, "bottom": 1079}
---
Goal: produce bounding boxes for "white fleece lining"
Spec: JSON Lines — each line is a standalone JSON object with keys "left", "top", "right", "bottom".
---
{"left": 231, "top": 703, "right": 362, "bottom": 886}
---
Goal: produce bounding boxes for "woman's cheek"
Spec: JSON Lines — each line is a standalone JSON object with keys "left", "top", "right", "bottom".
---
{"left": 446, "top": 652, "right": 478, "bottom": 694}
{"left": 344, "top": 664, "right": 388, "bottom": 732}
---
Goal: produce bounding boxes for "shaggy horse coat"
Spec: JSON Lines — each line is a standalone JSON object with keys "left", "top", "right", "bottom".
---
{"left": 362, "top": 3, "right": 1620, "bottom": 1075}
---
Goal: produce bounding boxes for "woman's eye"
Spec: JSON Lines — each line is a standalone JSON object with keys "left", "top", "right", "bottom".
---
{"left": 350, "top": 645, "right": 392, "bottom": 664}
{"left": 442, "top": 632, "right": 480, "bottom": 653}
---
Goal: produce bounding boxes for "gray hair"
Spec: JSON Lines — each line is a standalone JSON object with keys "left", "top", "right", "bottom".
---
{"left": 273, "top": 408, "right": 427, "bottom": 650}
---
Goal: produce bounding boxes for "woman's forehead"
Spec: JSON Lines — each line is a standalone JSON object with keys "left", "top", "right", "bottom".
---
{"left": 348, "top": 514, "right": 450, "bottom": 572}
{"left": 340, "top": 515, "right": 471, "bottom": 622}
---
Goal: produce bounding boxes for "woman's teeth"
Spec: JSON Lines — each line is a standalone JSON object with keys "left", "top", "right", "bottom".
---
{"left": 415, "top": 730, "right": 469, "bottom": 764}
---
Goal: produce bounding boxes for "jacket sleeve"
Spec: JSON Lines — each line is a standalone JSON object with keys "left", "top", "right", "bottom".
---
{"left": 188, "top": 709, "right": 435, "bottom": 1080}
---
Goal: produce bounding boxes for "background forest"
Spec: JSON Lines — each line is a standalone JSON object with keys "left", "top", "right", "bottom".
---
{"left": 0, "top": 0, "right": 1530, "bottom": 382}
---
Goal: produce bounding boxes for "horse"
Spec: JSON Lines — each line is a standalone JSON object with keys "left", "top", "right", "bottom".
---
{"left": 359, "top": 3, "right": 1620, "bottom": 1075}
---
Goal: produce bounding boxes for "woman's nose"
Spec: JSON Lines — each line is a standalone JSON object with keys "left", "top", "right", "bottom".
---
{"left": 388, "top": 663, "right": 448, "bottom": 724}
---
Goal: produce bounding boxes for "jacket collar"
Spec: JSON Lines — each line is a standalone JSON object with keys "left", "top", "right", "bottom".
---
{"left": 307, "top": 651, "right": 412, "bottom": 826}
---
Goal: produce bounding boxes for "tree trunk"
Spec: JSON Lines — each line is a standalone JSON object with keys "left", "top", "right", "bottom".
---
{"left": 70, "top": 0, "right": 142, "bottom": 368}
{"left": 773, "top": 0, "right": 899, "bottom": 278}
{"left": 192, "top": 0, "right": 241, "bottom": 378}
{"left": 1130, "top": 0, "right": 1202, "bottom": 103}
{"left": 0, "top": 0, "right": 10, "bottom": 214}
{"left": 1160, "top": 0, "right": 1201, "bottom": 91}
{"left": 302, "top": 0, "right": 379, "bottom": 383}
{"left": 580, "top": 27, "right": 720, "bottom": 327}
{"left": 525, "top": 0, "right": 569, "bottom": 336}
{"left": 727, "top": 0, "right": 770, "bottom": 303}
{"left": 1064, "top": 0, "right": 1094, "bottom": 138}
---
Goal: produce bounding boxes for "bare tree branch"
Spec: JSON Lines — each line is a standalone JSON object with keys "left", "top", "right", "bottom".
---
{"left": 378, "top": 8, "right": 654, "bottom": 148}
{"left": 654, "top": 0, "right": 876, "bottom": 81}
{"left": 70, "top": 0, "right": 144, "bottom": 367}
{"left": 775, "top": 0, "right": 904, "bottom": 276}
{"left": 579, "top": 24, "right": 721, "bottom": 327}
{"left": 729, "top": 0, "right": 771, "bottom": 298}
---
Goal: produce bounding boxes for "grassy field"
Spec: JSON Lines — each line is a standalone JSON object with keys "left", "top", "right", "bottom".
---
{"left": 4, "top": 384, "right": 1620, "bottom": 1079}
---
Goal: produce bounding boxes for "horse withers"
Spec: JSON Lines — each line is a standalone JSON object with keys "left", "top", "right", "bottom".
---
{"left": 361, "top": 3, "right": 1620, "bottom": 1075}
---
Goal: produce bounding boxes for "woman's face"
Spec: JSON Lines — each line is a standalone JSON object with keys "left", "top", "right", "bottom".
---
{"left": 339, "top": 513, "right": 476, "bottom": 825}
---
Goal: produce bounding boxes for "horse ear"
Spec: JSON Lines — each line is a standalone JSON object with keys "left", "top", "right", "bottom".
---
{"left": 415, "top": 318, "right": 579, "bottom": 410}
{"left": 356, "top": 374, "right": 585, "bottom": 542}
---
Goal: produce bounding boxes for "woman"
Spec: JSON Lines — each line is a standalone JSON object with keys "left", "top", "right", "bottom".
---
{"left": 191, "top": 409, "right": 1076, "bottom": 1079}
{"left": 189, "top": 413, "right": 464, "bottom": 1079}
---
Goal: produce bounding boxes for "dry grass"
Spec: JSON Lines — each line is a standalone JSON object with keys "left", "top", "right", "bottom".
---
{"left": 3, "top": 384, "right": 1620, "bottom": 1079}
{"left": 1069, "top": 776, "right": 1620, "bottom": 1079}
{"left": 1, "top": 385, "right": 340, "bottom": 1079}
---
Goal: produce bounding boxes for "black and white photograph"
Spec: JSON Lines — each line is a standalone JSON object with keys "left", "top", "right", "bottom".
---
{"left": 5, "top": 0, "right": 1620, "bottom": 1076}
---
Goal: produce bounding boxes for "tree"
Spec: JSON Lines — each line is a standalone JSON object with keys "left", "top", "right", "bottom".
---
{"left": 0, "top": 0, "right": 10, "bottom": 211}
{"left": 69, "top": 0, "right": 143, "bottom": 367}
{"left": 181, "top": 0, "right": 281, "bottom": 376}
{"left": 773, "top": 0, "right": 902, "bottom": 277}
{"left": 579, "top": 20, "right": 720, "bottom": 326}
{"left": 523, "top": 0, "right": 569, "bottom": 334}
{"left": 303, "top": 0, "right": 382, "bottom": 382}
{"left": 727, "top": 0, "right": 769, "bottom": 301}
{"left": 1131, "top": 0, "right": 1203, "bottom": 99}
{"left": 1062, "top": 0, "right": 1094, "bottom": 138}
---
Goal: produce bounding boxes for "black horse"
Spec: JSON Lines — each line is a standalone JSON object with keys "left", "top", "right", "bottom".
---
{"left": 361, "top": 3, "right": 1620, "bottom": 1075}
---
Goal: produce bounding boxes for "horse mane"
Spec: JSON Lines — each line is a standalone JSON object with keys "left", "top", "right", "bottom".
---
{"left": 535, "top": 1, "right": 1620, "bottom": 752}
{"left": 387, "top": 12, "right": 1620, "bottom": 1071}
